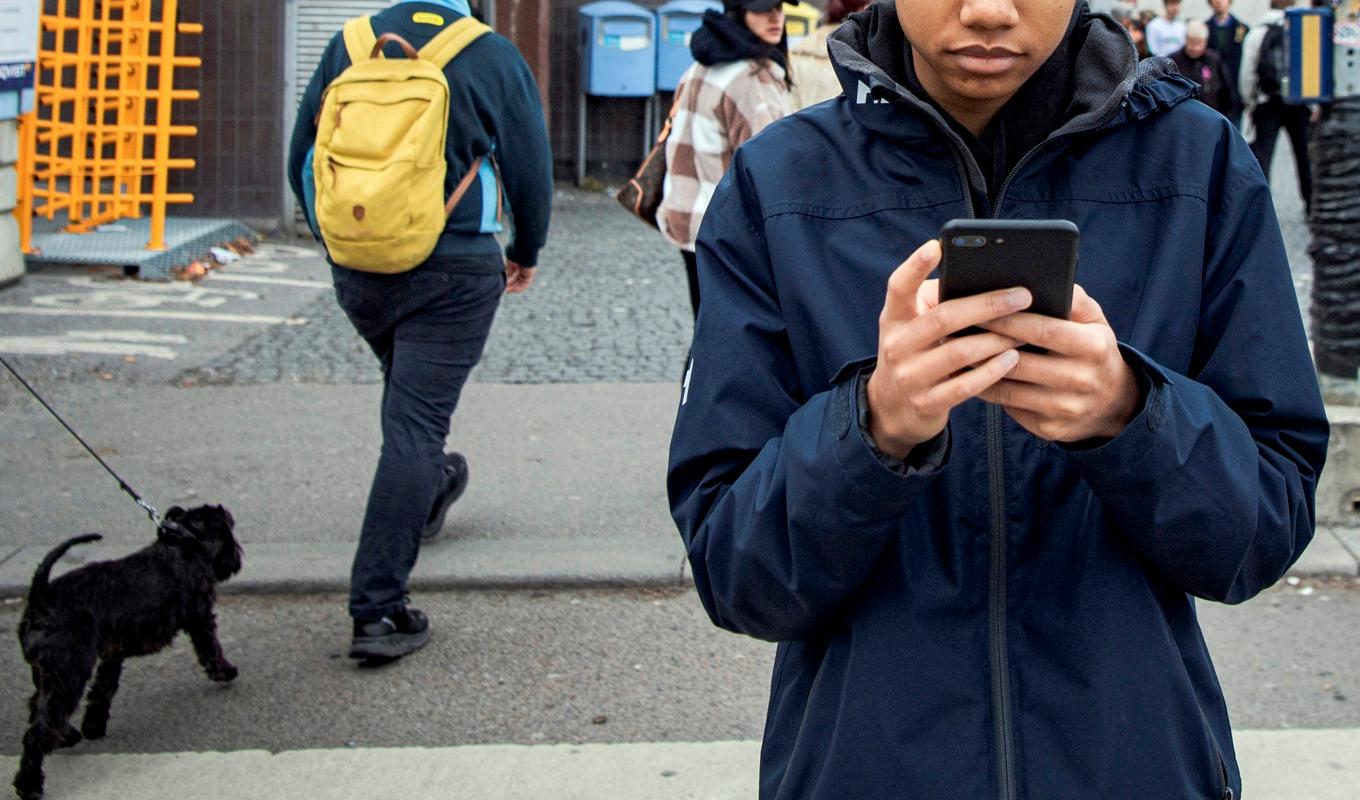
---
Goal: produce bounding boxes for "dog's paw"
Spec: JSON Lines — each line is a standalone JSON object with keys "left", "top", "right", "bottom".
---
{"left": 210, "top": 662, "right": 239, "bottom": 683}
{"left": 79, "top": 718, "right": 106, "bottom": 741}
{"left": 57, "top": 726, "right": 83, "bottom": 748}
{"left": 13, "top": 769, "right": 45, "bottom": 800}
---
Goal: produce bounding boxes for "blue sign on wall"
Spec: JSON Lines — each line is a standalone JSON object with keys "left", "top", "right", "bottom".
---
{"left": 0, "top": 62, "right": 35, "bottom": 93}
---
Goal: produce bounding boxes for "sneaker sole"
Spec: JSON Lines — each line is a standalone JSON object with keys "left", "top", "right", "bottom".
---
{"left": 348, "top": 627, "right": 431, "bottom": 660}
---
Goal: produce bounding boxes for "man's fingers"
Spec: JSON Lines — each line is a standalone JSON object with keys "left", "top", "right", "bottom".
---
{"left": 912, "top": 287, "right": 1032, "bottom": 347}
{"left": 921, "top": 349, "right": 1020, "bottom": 408}
{"left": 883, "top": 240, "right": 942, "bottom": 322}
{"left": 911, "top": 332, "right": 1020, "bottom": 386}
{"left": 980, "top": 312, "right": 1088, "bottom": 356}
{"left": 1068, "top": 284, "right": 1107, "bottom": 325}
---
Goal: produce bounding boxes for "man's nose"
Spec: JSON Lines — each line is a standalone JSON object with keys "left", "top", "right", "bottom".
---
{"left": 959, "top": 0, "right": 1021, "bottom": 30}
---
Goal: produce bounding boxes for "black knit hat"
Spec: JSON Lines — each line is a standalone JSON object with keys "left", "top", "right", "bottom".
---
{"left": 723, "top": 0, "right": 797, "bottom": 12}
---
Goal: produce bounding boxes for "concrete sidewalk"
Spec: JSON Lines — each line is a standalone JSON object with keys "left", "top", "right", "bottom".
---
{"left": 2, "top": 379, "right": 1358, "bottom": 597}
{"left": 0, "top": 381, "right": 687, "bottom": 597}
{"left": 6, "top": 731, "right": 1358, "bottom": 800}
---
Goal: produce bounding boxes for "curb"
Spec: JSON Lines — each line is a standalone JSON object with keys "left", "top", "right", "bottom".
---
{"left": 3, "top": 526, "right": 1355, "bottom": 600}
{"left": 0, "top": 536, "right": 691, "bottom": 599}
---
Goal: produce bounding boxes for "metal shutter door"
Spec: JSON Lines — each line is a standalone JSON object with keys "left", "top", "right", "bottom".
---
{"left": 291, "top": 0, "right": 390, "bottom": 230}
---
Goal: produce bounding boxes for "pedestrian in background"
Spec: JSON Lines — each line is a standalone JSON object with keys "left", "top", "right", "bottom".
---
{"left": 1145, "top": 0, "right": 1187, "bottom": 56}
{"left": 788, "top": 0, "right": 869, "bottom": 110}
{"left": 1172, "top": 20, "right": 1240, "bottom": 117}
{"left": 1240, "top": 0, "right": 1313, "bottom": 212}
{"left": 288, "top": 0, "right": 552, "bottom": 662}
{"left": 657, "top": 0, "right": 794, "bottom": 318}
{"left": 1120, "top": 11, "right": 1152, "bottom": 59}
{"left": 1206, "top": 0, "right": 1250, "bottom": 124}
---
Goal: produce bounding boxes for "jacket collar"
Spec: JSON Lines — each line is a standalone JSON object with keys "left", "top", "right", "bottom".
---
{"left": 827, "top": 3, "right": 1196, "bottom": 152}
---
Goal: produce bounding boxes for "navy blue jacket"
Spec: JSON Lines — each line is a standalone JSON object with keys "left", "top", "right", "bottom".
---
{"left": 287, "top": 2, "right": 552, "bottom": 268}
{"left": 667, "top": 6, "right": 1328, "bottom": 799}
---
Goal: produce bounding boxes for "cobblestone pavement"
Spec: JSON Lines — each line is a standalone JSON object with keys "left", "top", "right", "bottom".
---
{"left": 6, "top": 140, "right": 1314, "bottom": 389}
{"left": 176, "top": 189, "right": 693, "bottom": 386}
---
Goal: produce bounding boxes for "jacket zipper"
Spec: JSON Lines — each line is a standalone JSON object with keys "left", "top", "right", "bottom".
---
{"left": 935, "top": 97, "right": 1130, "bottom": 800}
{"left": 986, "top": 404, "right": 1016, "bottom": 800}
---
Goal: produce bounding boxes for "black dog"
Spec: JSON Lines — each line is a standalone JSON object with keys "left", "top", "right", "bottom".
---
{"left": 13, "top": 505, "right": 243, "bottom": 800}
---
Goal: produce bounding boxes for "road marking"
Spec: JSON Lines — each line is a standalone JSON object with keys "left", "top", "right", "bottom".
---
{"left": 3, "top": 731, "right": 1356, "bottom": 800}
{"left": 0, "top": 306, "right": 306, "bottom": 325}
{"left": 0, "top": 330, "right": 188, "bottom": 359}
{"left": 209, "top": 274, "right": 331, "bottom": 289}
{"left": 249, "top": 243, "right": 321, "bottom": 259}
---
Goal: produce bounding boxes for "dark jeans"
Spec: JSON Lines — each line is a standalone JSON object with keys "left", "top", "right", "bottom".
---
{"left": 331, "top": 255, "right": 504, "bottom": 620}
{"left": 681, "top": 249, "right": 699, "bottom": 319}
{"left": 1250, "top": 99, "right": 1312, "bottom": 212}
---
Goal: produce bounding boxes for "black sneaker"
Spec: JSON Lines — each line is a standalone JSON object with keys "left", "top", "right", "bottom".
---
{"left": 422, "top": 452, "right": 469, "bottom": 541}
{"left": 349, "top": 605, "right": 431, "bottom": 661}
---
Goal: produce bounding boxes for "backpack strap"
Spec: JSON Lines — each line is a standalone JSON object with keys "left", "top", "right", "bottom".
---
{"left": 421, "top": 17, "right": 493, "bottom": 219}
{"left": 418, "top": 16, "right": 492, "bottom": 68}
{"left": 342, "top": 16, "right": 379, "bottom": 64}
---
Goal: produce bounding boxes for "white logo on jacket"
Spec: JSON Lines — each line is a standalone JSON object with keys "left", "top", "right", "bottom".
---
{"left": 856, "top": 81, "right": 889, "bottom": 104}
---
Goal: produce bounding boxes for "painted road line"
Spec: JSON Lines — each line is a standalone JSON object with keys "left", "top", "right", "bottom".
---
{"left": 3, "top": 731, "right": 1357, "bottom": 800}
{"left": 0, "top": 330, "right": 188, "bottom": 359}
{"left": 0, "top": 306, "right": 306, "bottom": 325}
{"left": 209, "top": 274, "right": 332, "bottom": 289}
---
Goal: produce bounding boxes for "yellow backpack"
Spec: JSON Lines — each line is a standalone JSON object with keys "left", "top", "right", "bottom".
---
{"left": 313, "top": 16, "right": 491, "bottom": 273}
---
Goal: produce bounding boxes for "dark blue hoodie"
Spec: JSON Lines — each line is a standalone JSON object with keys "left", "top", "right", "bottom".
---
{"left": 287, "top": 2, "right": 551, "bottom": 269}
{"left": 667, "top": 4, "right": 1328, "bottom": 799}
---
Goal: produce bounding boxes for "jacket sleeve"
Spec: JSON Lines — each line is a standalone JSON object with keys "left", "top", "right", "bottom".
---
{"left": 470, "top": 36, "right": 552, "bottom": 268}
{"left": 1061, "top": 132, "right": 1329, "bottom": 604}
{"left": 667, "top": 152, "right": 945, "bottom": 642}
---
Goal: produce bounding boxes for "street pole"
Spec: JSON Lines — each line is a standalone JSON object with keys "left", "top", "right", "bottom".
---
{"left": 1308, "top": 7, "right": 1360, "bottom": 381}
{"left": 1308, "top": 96, "right": 1360, "bottom": 379}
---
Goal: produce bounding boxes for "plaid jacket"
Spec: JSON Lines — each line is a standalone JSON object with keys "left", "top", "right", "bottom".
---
{"left": 657, "top": 58, "right": 790, "bottom": 251}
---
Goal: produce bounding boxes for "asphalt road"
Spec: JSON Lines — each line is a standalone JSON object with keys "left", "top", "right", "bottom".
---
{"left": 1, "top": 579, "right": 1356, "bottom": 758}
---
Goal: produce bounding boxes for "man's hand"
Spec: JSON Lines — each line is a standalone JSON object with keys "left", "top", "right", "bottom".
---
{"left": 505, "top": 260, "right": 535, "bottom": 294}
{"left": 865, "top": 239, "right": 1029, "bottom": 459}
{"left": 978, "top": 285, "right": 1139, "bottom": 443}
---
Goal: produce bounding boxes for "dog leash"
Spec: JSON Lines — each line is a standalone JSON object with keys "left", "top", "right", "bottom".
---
{"left": 0, "top": 354, "right": 173, "bottom": 531}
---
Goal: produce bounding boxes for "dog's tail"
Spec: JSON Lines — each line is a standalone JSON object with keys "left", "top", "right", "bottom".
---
{"left": 29, "top": 534, "right": 102, "bottom": 602}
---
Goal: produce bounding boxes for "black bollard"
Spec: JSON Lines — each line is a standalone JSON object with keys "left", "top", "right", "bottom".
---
{"left": 1308, "top": 96, "right": 1360, "bottom": 378}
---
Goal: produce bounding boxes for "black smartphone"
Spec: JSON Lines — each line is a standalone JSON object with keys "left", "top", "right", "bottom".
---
{"left": 938, "top": 219, "right": 1079, "bottom": 335}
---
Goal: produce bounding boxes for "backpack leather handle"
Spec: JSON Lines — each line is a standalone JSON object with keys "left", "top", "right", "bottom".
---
{"left": 371, "top": 33, "right": 419, "bottom": 60}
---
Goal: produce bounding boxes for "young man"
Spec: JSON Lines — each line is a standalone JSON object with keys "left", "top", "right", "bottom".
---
{"left": 1145, "top": 0, "right": 1188, "bottom": 56}
{"left": 668, "top": 0, "right": 1327, "bottom": 797}
{"left": 1172, "top": 19, "right": 1240, "bottom": 117}
{"left": 1206, "top": 0, "right": 1250, "bottom": 89}
{"left": 288, "top": 0, "right": 551, "bottom": 662}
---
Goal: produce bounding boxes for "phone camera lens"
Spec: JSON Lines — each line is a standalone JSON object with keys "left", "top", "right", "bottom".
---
{"left": 952, "top": 236, "right": 986, "bottom": 248}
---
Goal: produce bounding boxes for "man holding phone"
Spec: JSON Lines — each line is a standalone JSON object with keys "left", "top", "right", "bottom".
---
{"left": 668, "top": 0, "right": 1328, "bottom": 797}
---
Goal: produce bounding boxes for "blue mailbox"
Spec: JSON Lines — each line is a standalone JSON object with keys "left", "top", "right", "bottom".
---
{"left": 656, "top": 1, "right": 719, "bottom": 92}
{"left": 579, "top": 1, "right": 656, "bottom": 97}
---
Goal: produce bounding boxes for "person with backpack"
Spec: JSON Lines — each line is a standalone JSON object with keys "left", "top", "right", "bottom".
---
{"left": 1240, "top": 0, "right": 1313, "bottom": 212}
{"left": 667, "top": 0, "right": 1327, "bottom": 795}
{"left": 287, "top": 0, "right": 551, "bottom": 663}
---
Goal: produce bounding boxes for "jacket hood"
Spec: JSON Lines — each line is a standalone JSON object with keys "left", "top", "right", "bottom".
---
{"left": 827, "top": 2, "right": 1196, "bottom": 147}
{"left": 692, "top": 9, "right": 790, "bottom": 73}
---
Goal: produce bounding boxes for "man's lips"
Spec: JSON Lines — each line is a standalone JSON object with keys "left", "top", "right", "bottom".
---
{"left": 948, "top": 45, "right": 1023, "bottom": 75}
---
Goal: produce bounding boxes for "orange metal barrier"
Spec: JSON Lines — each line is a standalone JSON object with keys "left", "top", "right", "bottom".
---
{"left": 19, "top": 0, "right": 200, "bottom": 253}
